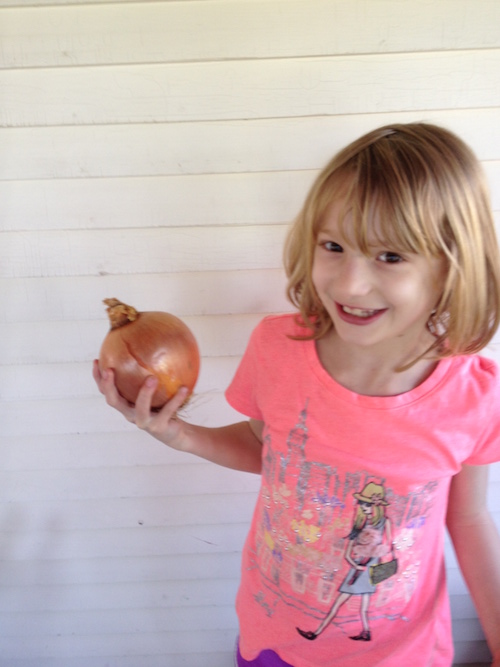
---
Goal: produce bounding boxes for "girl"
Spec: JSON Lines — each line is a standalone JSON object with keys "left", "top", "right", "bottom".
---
{"left": 94, "top": 123, "right": 500, "bottom": 667}
{"left": 297, "top": 482, "right": 393, "bottom": 642}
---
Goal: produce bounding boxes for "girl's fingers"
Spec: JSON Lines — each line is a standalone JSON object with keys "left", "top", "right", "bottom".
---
{"left": 134, "top": 376, "right": 158, "bottom": 428}
{"left": 159, "top": 386, "right": 189, "bottom": 419}
{"left": 92, "top": 361, "right": 136, "bottom": 420}
{"left": 92, "top": 359, "right": 104, "bottom": 386}
{"left": 93, "top": 360, "right": 188, "bottom": 435}
{"left": 136, "top": 382, "right": 189, "bottom": 432}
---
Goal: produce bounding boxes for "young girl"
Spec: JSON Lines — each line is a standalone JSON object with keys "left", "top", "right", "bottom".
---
{"left": 94, "top": 123, "right": 500, "bottom": 667}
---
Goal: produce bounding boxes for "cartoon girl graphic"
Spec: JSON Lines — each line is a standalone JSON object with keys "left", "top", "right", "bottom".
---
{"left": 297, "top": 482, "right": 393, "bottom": 642}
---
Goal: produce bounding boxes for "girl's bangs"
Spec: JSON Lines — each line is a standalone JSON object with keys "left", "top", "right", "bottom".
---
{"left": 323, "top": 164, "right": 446, "bottom": 258}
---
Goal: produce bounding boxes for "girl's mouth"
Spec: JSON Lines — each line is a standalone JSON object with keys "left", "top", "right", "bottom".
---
{"left": 336, "top": 303, "right": 386, "bottom": 325}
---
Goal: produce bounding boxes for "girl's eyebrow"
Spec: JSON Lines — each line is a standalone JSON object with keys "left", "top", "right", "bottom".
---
{"left": 316, "top": 224, "right": 339, "bottom": 236}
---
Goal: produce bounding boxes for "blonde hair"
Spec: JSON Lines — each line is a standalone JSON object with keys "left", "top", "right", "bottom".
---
{"left": 353, "top": 504, "right": 385, "bottom": 530}
{"left": 353, "top": 482, "right": 387, "bottom": 529}
{"left": 284, "top": 123, "right": 500, "bottom": 358}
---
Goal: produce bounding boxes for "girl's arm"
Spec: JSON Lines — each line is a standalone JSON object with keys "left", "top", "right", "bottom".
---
{"left": 344, "top": 539, "right": 362, "bottom": 569}
{"left": 446, "top": 464, "right": 500, "bottom": 666}
{"left": 93, "top": 361, "right": 264, "bottom": 474}
{"left": 384, "top": 517, "right": 392, "bottom": 546}
{"left": 384, "top": 518, "right": 395, "bottom": 560}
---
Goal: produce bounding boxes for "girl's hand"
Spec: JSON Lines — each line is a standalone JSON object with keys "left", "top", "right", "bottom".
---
{"left": 93, "top": 360, "right": 264, "bottom": 472}
{"left": 92, "top": 360, "right": 189, "bottom": 450}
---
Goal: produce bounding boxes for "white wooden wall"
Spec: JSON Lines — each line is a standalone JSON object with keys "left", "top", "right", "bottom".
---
{"left": 1, "top": 1, "right": 499, "bottom": 665}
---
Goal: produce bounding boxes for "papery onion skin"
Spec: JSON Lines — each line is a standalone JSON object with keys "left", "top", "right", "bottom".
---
{"left": 98, "top": 298, "right": 200, "bottom": 409}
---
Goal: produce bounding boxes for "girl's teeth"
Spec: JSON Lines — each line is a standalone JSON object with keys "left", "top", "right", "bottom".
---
{"left": 342, "top": 306, "right": 377, "bottom": 318}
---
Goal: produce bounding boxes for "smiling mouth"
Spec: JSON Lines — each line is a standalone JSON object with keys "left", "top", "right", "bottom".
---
{"left": 341, "top": 305, "right": 381, "bottom": 318}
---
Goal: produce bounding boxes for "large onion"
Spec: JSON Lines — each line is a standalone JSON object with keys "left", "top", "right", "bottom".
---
{"left": 98, "top": 298, "right": 200, "bottom": 408}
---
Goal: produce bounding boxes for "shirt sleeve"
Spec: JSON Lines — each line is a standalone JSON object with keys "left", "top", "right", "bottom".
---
{"left": 463, "top": 356, "right": 500, "bottom": 465}
{"left": 225, "top": 319, "right": 265, "bottom": 421}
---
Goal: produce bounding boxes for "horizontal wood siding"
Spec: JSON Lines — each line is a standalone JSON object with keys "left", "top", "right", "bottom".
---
{"left": 2, "top": 52, "right": 500, "bottom": 127}
{"left": 1, "top": 1, "right": 499, "bottom": 665}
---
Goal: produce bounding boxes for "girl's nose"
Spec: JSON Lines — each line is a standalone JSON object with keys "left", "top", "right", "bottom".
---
{"left": 337, "top": 256, "right": 373, "bottom": 296}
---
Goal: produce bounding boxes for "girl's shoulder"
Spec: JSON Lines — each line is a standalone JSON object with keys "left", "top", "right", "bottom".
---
{"left": 444, "top": 355, "right": 500, "bottom": 420}
{"left": 451, "top": 353, "right": 500, "bottom": 391}
{"left": 451, "top": 355, "right": 500, "bottom": 464}
{"left": 254, "top": 313, "right": 312, "bottom": 340}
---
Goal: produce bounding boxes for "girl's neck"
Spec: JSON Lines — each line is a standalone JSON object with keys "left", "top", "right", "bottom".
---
{"left": 316, "top": 328, "right": 439, "bottom": 397}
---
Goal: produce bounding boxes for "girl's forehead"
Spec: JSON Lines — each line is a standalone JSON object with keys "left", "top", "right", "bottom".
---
{"left": 318, "top": 198, "right": 382, "bottom": 245}
{"left": 316, "top": 190, "right": 436, "bottom": 257}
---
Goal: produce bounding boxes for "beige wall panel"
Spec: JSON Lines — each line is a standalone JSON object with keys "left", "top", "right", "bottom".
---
{"left": 0, "top": 270, "right": 290, "bottom": 321}
{"left": 0, "top": 171, "right": 314, "bottom": 231}
{"left": 2, "top": 356, "right": 240, "bottom": 401}
{"left": 2, "top": 109, "right": 499, "bottom": 182}
{"left": 4, "top": 313, "right": 264, "bottom": 363}
{"left": 1, "top": 225, "right": 288, "bottom": 278}
{"left": 2, "top": 0, "right": 499, "bottom": 68}
{"left": 1, "top": 1, "right": 498, "bottom": 664}
{"left": 2, "top": 51, "right": 500, "bottom": 127}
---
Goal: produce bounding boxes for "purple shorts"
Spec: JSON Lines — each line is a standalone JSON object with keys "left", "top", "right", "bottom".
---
{"left": 235, "top": 642, "right": 294, "bottom": 667}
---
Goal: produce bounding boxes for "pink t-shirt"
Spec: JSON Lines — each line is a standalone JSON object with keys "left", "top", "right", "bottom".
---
{"left": 225, "top": 314, "right": 500, "bottom": 667}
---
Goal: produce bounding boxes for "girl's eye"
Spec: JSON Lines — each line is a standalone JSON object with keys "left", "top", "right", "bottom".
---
{"left": 378, "top": 251, "right": 404, "bottom": 264}
{"left": 322, "top": 241, "right": 343, "bottom": 253}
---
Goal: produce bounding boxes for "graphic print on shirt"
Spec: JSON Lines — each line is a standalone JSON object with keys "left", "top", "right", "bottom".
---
{"left": 252, "top": 403, "right": 439, "bottom": 641}
{"left": 296, "top": 480, "right": 394, "bottom": 642}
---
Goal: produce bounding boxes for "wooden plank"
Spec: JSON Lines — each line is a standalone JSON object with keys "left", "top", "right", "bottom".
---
{"left": 452, "top": 618, "right": 486, "bottom": 642}
{"left": 4, "top": 199, "right": 498, "bottom": 282}
{"left": 0, "top": 431, "right": 238, "bottom": 471}
{"left": 3, "top": 310, "right": 498, "bottom": 367}
{"left": 1, "top": 225, "right": 288, "bottom": 278}
{"left": 0, "top": 391, "right": 243, "bottom": 436}
{"left": 1, "top": 357, "right": 241, "bottom": 400}
{"left": 489, "top": 461, "right": 500, "bottom": 482}
{"left": 2, "top": 51, "right": 500, "bottom": 127}
{"left": 0, "top": 430, "right": 212, "bottom": 470}
{"left": 0, "top": 166, "right": 497, "bottom": 234}
{"left": 0, "top": 170, "right": 314, "bottom": 231}
{"left": 450, "top": 594, "right": 481, "bottom": 620}
{"left": 0, "top": 269, "right": 290, "bottom": 321}
{"left": 486, "top": 338, "right": 500, "bottom": 366}
{"left": 0, "top": 451, "right": 258, "bottom": 503}
{"left": 484, "top": 162, "right": 500, "bottom": 210}
{"left": 3, "top": 313, "right": 262, "bottom": 363}
{"left": 3, "top": 431, "right": 498, "bottom": 478}
{"left": 3, "top": 612, "right": 489, "bottom": 664}
{"left": 0, "top": 491, "right": 257, "bottom": 531}
{"left": 1, "top": 0, "right": 499, "bottom": 68}
{"left": 1, "top": 109, "right": 500, "bottom": 183}
{"left": 0, "top": 0, "right": 171, "bottom": 5}
{"left": 0, "top": 460, "right": 256, "bottom": 502}
{"left": 453, "top": 642, "right": 492, "bottom": 665}
{"left": 0, "top": 627, "right": 238, "bottom": 659}
{"left": 0, "top": 551, "right": 243, "bottom": 586}
{"left": 0, "top": 520, "right": 251, "bottom": 563}
{"left": 0, "top": 0, "right": 169, "bottom": 4}
{"left": 0, "top": 607, "right": 239, "bottom": 667}
{"left": 2, "top": 628, "right": 235, "bottom": 667}
{"left": 0, "top": 604, "right": 238, "bottom": 637}
{"left": 0, "top": 654, "right": 236, "bottom": 667}
{"left": 0, "top": 519, "right": 251, "bottom": 561}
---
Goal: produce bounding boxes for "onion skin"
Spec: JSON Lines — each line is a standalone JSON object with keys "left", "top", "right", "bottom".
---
{"left": 98, "top": 298, "right": 200, "bottom": 409}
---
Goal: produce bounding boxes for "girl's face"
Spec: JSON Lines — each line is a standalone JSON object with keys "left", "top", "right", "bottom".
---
{"left": 359, "top": 501, "right": 373, "bottom": 516}
{"left": 312, "top": 199, "right": 446, "bottom": 362}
